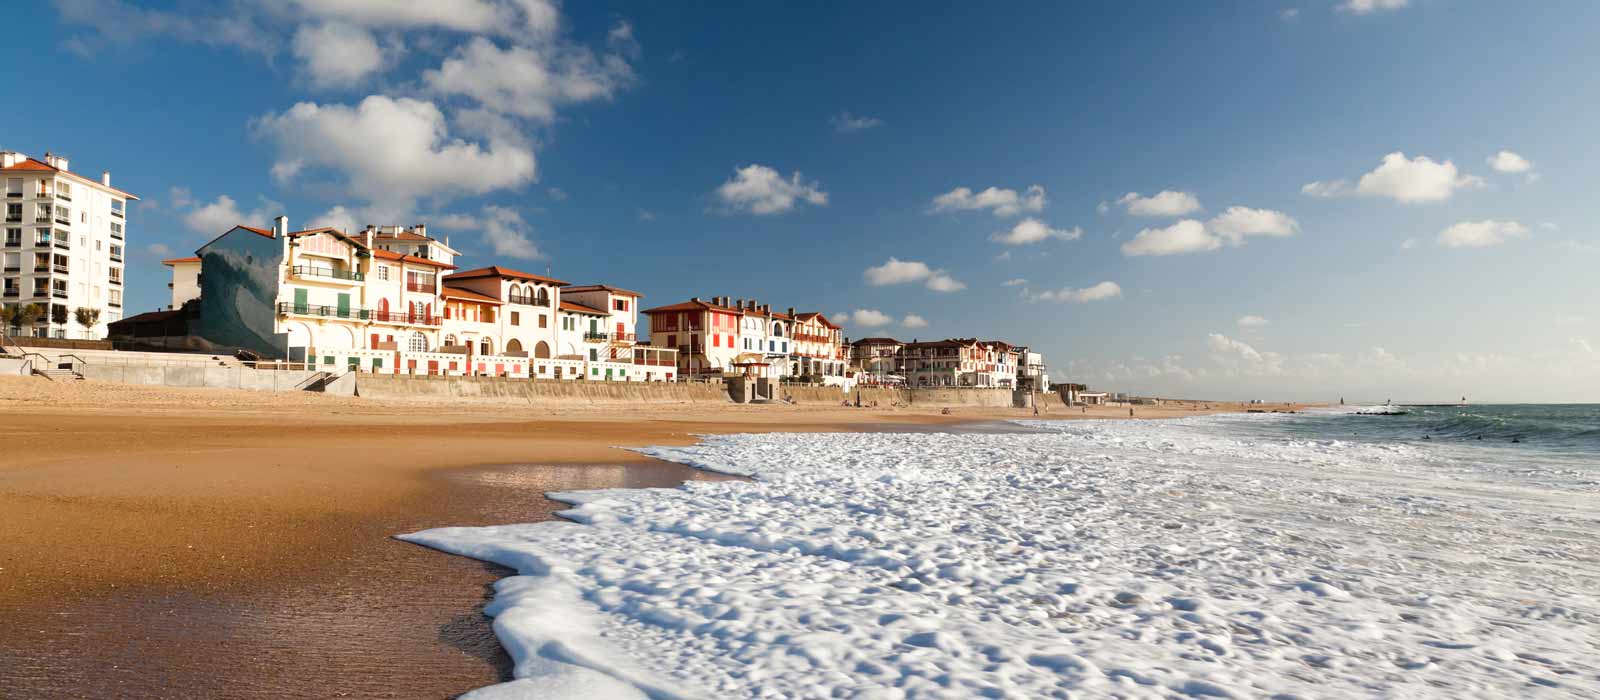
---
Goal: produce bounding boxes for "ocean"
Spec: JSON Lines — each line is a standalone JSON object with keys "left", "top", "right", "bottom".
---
{"left": 403, "top": 409, "right": 1600, "bottom": 699}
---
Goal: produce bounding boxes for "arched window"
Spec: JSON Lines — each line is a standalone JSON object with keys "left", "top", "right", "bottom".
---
{"left": 408, "top": 332, "right": 427, "bottom": 353}
{"left": 772, "top": 322, "right": 784, "bottom": 337}
{"left": 535, "top": 287, "right": 550, "bottom": 306}
{"left": 480, "top": 337, "right": 493, "bottom": 356}
{"left": 534, "top": 341, "right": 551, "bottom": 359}
{"left": 506, "top": 339, "right": 523, "bottom": 354}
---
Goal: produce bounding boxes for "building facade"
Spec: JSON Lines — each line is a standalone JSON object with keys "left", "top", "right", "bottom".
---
{"left": 849, "top": 337, "right": 907, "bottom": 385}
{"left": 2, "top": 151, "right": 136, "bottom": 339}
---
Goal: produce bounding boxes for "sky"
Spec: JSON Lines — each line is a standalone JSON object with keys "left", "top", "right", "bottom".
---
{"left": 5, "top": 0, "right": 1598, "bottom": 402}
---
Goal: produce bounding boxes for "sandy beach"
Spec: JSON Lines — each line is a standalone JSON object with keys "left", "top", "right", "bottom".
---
{"left": 0, "top": 376, "right": 1270, "bottom": 698}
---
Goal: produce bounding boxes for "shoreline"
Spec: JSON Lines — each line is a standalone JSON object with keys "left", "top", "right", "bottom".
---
{"left": 0, "top": 375, "right": 1301, "bottom": 697}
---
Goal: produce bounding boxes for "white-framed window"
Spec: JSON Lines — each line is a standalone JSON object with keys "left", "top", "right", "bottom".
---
{"left": 4, "top": 178, "right": 20, "bottom": 197}
{"left": 57, "top": 182, "right": 71, "bottom": 200}
{"left": 408, "top": 332, "right": 427, "bottom": 352}
{"left": 376, "top": 264, "right": 389, "bottom": 281}
{"left": 110, "top": 221, "right": 122, "bottom": 236}
{"left": 109, "top": 289, "right": 122, "bottom": 306}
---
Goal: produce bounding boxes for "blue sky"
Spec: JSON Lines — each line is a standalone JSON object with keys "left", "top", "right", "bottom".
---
{"left": 7, "top": 0, "right": 1598, "bottom": 401}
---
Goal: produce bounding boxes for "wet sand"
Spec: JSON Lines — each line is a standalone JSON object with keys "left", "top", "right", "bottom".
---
{"left": 0, "top": 376, "right": 1278, "bottom": 698}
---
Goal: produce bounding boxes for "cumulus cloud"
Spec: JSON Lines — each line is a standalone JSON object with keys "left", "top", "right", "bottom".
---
{"left": 477, "top": 205, "right": 544, "bottom": 259}
{"left": 1001, "top": 278, "right": 1028, "bottom": 287}
{"left": 830, "top": 112, "right": 883, "bottom": 133}
{"left": 1207, "top": 206, "right": 1299, "bottom": 243}
{"left": 421, "top": 34, "right": 635, "bottom": 122}
{"left": 307, "top": 205, "right": 360, "bottom": 233}
{"left": 1487, "top": 150, "right": 1532, "bottom": 173}
{"left": 930, "top": 185, "right": 1047, "bottom": 217}
{"left": 1437, "top": 220, "right": 1529, "bottom": 248}
{"left": 1207, "top": 333, "right": 1284, "bottom": 375}
{"left": 291, "top": 21, "right": 395, "bottom": 89}
{"left": 1339, "top": 0, "right": 1409, "bottom": 14}
{"left": 1353, "top": 152, "right": 1483, "bottom": 203}
{"left": 1029, "top": 281, "right": 1123, "bottom": 303}
{"left": 1237, "top": 315, "right": 1269, "bottom": 328}
{"left": 901, "top": 314, "right": 928, "bottom": 329}
{"left": 1121, "top": 219, "right": 1218, "bottom": 256}
{"left": 713, "top": 164, "right": 828, "bottom": 215}
{"left": 990, "top": 219, "right": 1083, "bottom": 245}
{"left": 863, "top": 258, "right": 965, "bottom": 292}
{"left": 838, "top": 309, "right": 894, "bottom": 328}
{"left": 254, "top": 95, "right": 537, "bottom": 220}
{"left": 181, "top": 193, "right": 283, "bottom": 234}
{"left": 1300, "top": 179, "right": 1349, "bottom": 198}
{"left": 1117, "top": 190, "right": 1202, "bottom": 217}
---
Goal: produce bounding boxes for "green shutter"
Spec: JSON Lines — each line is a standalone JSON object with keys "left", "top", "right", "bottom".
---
{"left": 337, "top": 293, "right": 350, "bottom": 318}
{"left": 293, "top": 288, "right": 308, "bottom": 313}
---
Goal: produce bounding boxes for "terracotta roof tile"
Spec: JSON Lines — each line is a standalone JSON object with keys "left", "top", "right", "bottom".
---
{"left": 441, "top": 285, "right": 504, "bottom": 304}
{"left": 561, "top": 283, "right": 643, "bottom": 297}
{"left": 444, "top": 265, "right": 567, "bottom": 285}
{"left": 371, "top": 249, "right": 456, "bottom": 269}
{"left": 161, "top": 256, "right": 201, "bottom": 265}
{"left": 0, "top": 157, "right": 141, "bottom": 199}
{"left": 559, "top": 300, "right": 607, "bottom": 315}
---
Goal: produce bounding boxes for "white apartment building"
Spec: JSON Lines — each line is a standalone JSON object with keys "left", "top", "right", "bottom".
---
{"left": 2, "top": 150, "right": 135, "bottom": 339}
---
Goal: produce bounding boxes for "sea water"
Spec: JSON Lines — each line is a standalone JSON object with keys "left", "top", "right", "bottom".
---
{"left": 402, "top": 407, "right": 1600, "bottom": 699}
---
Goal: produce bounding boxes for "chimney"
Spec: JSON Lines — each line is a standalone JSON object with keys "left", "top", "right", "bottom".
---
{"left": 273, "top": 215, "right": 289, "bottom": 238}
{"left": 45, "top": 153, "right": 68, "bottom": 171}
{"left": 101, "top": 171, "right": 111, "bottom": 187}
{"left": 690, "top": 296, "right": 701, "bottom": 303}
{"left": 415, "top": 224, "right": 427, "bottom": 239}
{"left": 364, "top": 227, "right": 374, "bottom": 251}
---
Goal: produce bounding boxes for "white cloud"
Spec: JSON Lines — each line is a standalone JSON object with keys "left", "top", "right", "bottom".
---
{"left": 478, "top": 205, "right": 544, "bottom": 259}
{"left": 291, "top": 21, "right": 395, "bottom": 89}
{"left": 864, "top": 258, "right": 932, "bottom": 286}
{"left": 840, "top": 309, "right": 894, "bottom": 328}
{"left": 290, "top": 0, "right": 561, "bottom": 36}
{"left": 1121, "top": 219, "right": 1218, "bottom": 256}
{"left": 862, "top": 258, "right": 965, "bottom": 292}
{"left": 1354, "top": 152, "right": 1483, "bottom": 203}
{"left": 930, "top": 185, "right": 1047, "bottom": 217}
{"left": 1437, "top": 220, "right": 1529, "bottom": 248}
{"left": 181, "top": 194, "right": 283, "bottom": 234}
{"left": 925, "top": 272, "right": 967, "bottom": 293}
{"left": 1117, "top": 190, "right": 1202, "bottom": 217}
{"left": 1487, "top": 150, "right": 1532, "bottom": 173}
{"left": 990, "top": 218, "right": 1083, "bottom": 245}
{"left": 1338, "top": 0, "right": 1409, "bottom": 14}
{"left": 713, "top": 164, "right": 827, "bottom": 215}
{"left": 1237, "top": 315, "right": 1269, "bottom": 328}
{"left": 1001, "top": 278, "right": 1028, "bottom": 287}
{"left": 422, "top": 34, "right": 635, "bottom": 122}
{"left": 1300, "top": 179, "right": 1349, "bottom": 198}
{"left": 830, "top": 112, "right": 883, "bottom": 133}
{"left": 1279, "top": 8, "right": 1301, "bottom": 20}
{"left": 1400, "top": 237, "right": 1419, "bottom": 250}
{"left": 1030, "top": 281, "right": 1122, "bottom": 303}
{"left": 1207, "top": 207, "right": 1299, "bottom": 243}
{"left": 1207, "top": 333, "right": 1285, "bottom": 375}
{"left": 254, "top": 95, "right": 537, "bottom": 220}
{"left": 307, "top": 205, "right": 360, "bottom": 233}
{"left": 143, "top": 243, "right": 173, "bottom": 258}
{"left": 901, "top": 314, "right": 928, "bottom": 329}
{"left": 1096, "top": 200, "right": 1111, "bottom": 214}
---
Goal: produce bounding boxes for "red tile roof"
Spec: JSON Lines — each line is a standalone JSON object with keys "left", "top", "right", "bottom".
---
{"left": 371, "top": 249, "right": 456, "bottom": 269}
{"left": 559, "top": 300, "right": 607, "bottom": 315}
{"left": 561, "top": 283, "right": 643, "bottom": 298}
{"left": 444, "top": 265, "right": 567, "bottom": 285}
{"left": 793, "top": 312, "right": 841, "bottom": 329}
{"left": 161, "top": 256, "right": 201, "bottom": 265}
{"left": 852, "top": 337, "right": 904, "bottom": 346}
{"left": 0, "top": 157, "right": 141, "bottom": 199}
{"left": 441, "top": 285, "right": 504, "bottom": 304}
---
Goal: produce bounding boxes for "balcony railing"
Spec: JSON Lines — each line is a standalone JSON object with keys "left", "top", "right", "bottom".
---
{"left": 110, "top": 230, "right": 123, "bottom": 240}
{"left": 507, "top": 294, "right": 549, "bottom": 306}
{"left": 633, "top": 357, "right": 676, "bottom": 367}
{"left": 610, "top": 332, "right": 637, "bottom": 343}
{"left": 51, "top": 290, "right": 67, "bottom": 299}
{"left": 35, "top": 215, "right": 50, "bottom": 223}
{"left": 276, "top": 301, "right": 441, "bottom": 326}
{"left": 54, "top": 239, "right": 69, "bottom": 250}
{"left": 3, "top": 239, "right": 18, "bottom": 247}
{"left": 54, "top": 216, "right": 69, "bottom": 225}
{"left": 406, "top": 282, "right": 436, "bottom": 294}
{"left": 2, "top": 290, "right": 16, "bottom": 297}
{"left": 33, "top": 264, "right": 48, "bottom": 272}
{"left": 53, "top": 264, "right": 69, "bottom": 273}
{"left": 794, "top": 333, "right": 833, "bottom": 343}
{"left": 584, "top": 332, "right": 609, "bottom": 341}
{"left": 110, "top": 255, "right": 122, "bottom": 263}
{"left": 56, "top": 192, "right": 70, "bottom": 201}
{"left": 293, "top": 265, "right": 364, "bottom": 282}
{"left": 4, "top": 216, "right": 18, "bottom": 223}
{"left": 111, "top": 210, "right": 124, "bottom": 219}
{"left": 108, "top": 278, "right": 122, "bottom": 286}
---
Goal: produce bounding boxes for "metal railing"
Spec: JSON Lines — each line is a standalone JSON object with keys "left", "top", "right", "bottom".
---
{"left": 276, "top": 301, "right": 441, "bottom": 325}
{"left": 584, "top": 332, "right": 609, "bottom": 341}
{"left": 405, "top": 282, "right": 436, "bottom": 294}
{"left": 292, "top": 265, "right": 364, "bottom": 282}
{"left": 507, "top": 294, "right": 550, "bottom": 306}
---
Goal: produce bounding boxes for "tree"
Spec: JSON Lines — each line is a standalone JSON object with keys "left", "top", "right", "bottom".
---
{"left": 15, "top": 304, "right": 42, "bottom": 337}
{"left": 50, "top": 304, "right": 68, "bottom": 326}
{"left": 74, "top": 307, "right": 101, "bottom": 339}
{"left": 0, "top": 305, "right": 15, "bottom": 337}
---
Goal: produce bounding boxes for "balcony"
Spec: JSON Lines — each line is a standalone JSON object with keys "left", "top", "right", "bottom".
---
{"left": 610, "top": 332, "right": 637, "bottom": 344}
{"left": 110, "top": 230, "right": 123, "bottom": 240}
{"left": 35, "top": 215, "right": 50, "bottom": 223}
{"left": 633, "top": 356, "right": 676, "bottom": 367}
{"left": 110, "top": 254, "right": 122, "bottom": 263}
{"left": 507, "top": 294, "right": 549, "bottom": 306}
{"left": 51, "top": 289, "right": 67, "bottom": 299}
{"left": 54, "top": 216, "right": 69, "bottom": 225}
{"left": 405, "top": 282, "right": 436, "bottom": 294}
{"left": 276, "top": 301, "right": 441, "bottom": 326}
{"left": 108, "top": 277, "right": 122, "bottom": 286}
{"left": 2, "top": 289, "right": 15, "bottom": 298}
{"left": 584, "top": 332, "right": 609, "bottom": 342}
{"left": 33, "top": 264, "right": 48, "bottom": 272}
{"left": 109, "top": 301, "right": 121, "bottom": 309}
{"left": 292, "top": 265, "right": 364, "bottom": 282}
{"left": 4, "top": 216, "right": 18, "bottom": 223}
{"left": 54, "top": 238, "right": 69, "bottom": 250}
{"left": 53, "top": 264, "right": 69, "bottom": 273}
{"left": 55, "top": 192, "right": 70, "bottom": 202}
{"left": 111, "top": 210, "right": 124, "bottom": 219}
{"left": 370, "top": 308, "right": 440, "bottom": 325}
{"left": 2, "top": 265, "right": 16, "bottom": 272}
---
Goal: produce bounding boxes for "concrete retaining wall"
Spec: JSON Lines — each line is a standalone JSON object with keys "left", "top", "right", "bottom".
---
{"left": 83, "top": 362, "right": 319, "bottom": 392}
{"left": 0, "top": 358, "right": 28, "bottom": 376}
{"left": 354, "top": 374, "right": 731, "bottom": 404}
{"left": 779, "top": 385, "right": 1013, "bottom": 408}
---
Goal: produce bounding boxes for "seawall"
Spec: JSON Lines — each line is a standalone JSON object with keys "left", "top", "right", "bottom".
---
{"left": 352, "top": 374, "right": 732, "bottom": 404}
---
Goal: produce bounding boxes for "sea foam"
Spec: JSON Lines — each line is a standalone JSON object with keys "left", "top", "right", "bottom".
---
{"left": 401, "top": 415, "right": 1600, "bottom": 699}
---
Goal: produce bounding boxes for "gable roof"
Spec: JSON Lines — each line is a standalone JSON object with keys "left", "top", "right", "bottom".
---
{"left": 641, "top": 298, "right": 743, "bottom": 315}
{"left": 441, "top": 285, "right": 504, "bottom": 304}
{"left": 443, "top": 265, "right": 566, "bottom": 285}
{"left": 793, "top": 312, "right": 840, "bottom": 329}
{"left": 371, "top": 249, "right": 456, "bottom": 269}
{"left": 559, "top": 299, "right": 608, "bottom": 315}
{"left": 0, "top": 156, "right": 141, "bottom": 199}
{"left": 561, "top": 283, "right": 643, "bottom": 298}
{"left": 852, "top": 337, "right": 904, "bottom": 346}
{"left": 195, "top": 224, "right": 278, "bottom": 256}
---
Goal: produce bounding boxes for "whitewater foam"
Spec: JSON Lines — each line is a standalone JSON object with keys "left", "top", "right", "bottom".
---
{"left": 401, "top": 415, "right": 1600, "bottom": 698}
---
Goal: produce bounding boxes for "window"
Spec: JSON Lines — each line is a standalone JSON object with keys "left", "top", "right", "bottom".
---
{"left": 55, "top": 205, "right": 69, "bottom": 223}
{"left": 539, "top": 314, "right": 547, "bottom": 328}
{"left": 4, "top": 178, "right": 19, "bottom": 197}
{"left": 408, "top": 332, "right": 427, "bottom": 352}
{"left": 35, "top": 204, "right": 51, "bottom": 222}
{"left": 614, "top": 299, "right": 628, "bottom": 312}
{"left": 110, "top": 199, "right": 124, "bottom": 217}
{"left": 109, "top": 244, "right": 122, "bottom": 261}
{"left": 108, "top": 267, "right": 122, "bottom": 283}
{"left": 376, "top": 265, "right": 389, "bottom": 281}
{"left": 511, "top": 311, "right": 521, "bottom": 326}
{"left": 589, "top": 348, "right": 597, "bottom": 361}
{"left": 57, "top": 182, "right": 71, "bottom": 200}
{"left": 4, "top": 228, "right": 18, "bottom": 246}
{"left": 110, "top": 221, "right": 122, "bottom": 238}
{"left": 5, "top": 203, "right": 19, "bottom": 222}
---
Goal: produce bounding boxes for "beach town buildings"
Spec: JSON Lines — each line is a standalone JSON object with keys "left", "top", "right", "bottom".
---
{"left": 143, "top": 217, "right": 677, "bottom": 380}
{"left": 851, "top": 337, "right": 1027, "bottom": 388}
{"left": 1, "top": 150, "right": 136, "bottom": 339}
{"left": 850, "top": 337, "right": 907, "bottom": 385}
{"left": 642, "top": 297, "right": 849, "bottom": 385}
